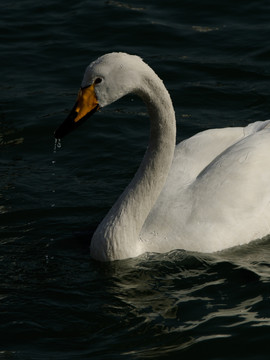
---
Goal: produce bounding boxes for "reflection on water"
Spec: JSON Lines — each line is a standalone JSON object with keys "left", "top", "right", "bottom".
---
{"left": 0, "top": 123, "right": 24, "bottom": 147}
{"left": 88, "top": 247, "right": 269, "bottom": 358}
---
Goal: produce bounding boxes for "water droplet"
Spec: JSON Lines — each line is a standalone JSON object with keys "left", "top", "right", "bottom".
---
{"left": 54, "top": 138, "right": 62, "bottom": 153}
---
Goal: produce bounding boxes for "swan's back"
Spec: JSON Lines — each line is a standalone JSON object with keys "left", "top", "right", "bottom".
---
{"left": 141, "top": 120, "right": 270, "bottom": 253}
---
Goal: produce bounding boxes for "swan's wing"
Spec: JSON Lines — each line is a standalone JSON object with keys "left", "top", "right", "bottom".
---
{"left": 170, "top": 119, "right": 270, "bottom": 186}
{"left": 186, "top": 127, "right": 270, "bottom": 250}
{"left": 171, "top": 126, "right": 245, "bottom": 185}
{"left": 141, "top": 121, "right": 270, "bottom": 253}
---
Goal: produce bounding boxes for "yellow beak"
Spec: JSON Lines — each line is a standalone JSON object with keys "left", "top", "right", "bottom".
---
{"left": 54, "top": 83, "right": 99, "bottom": 139}
{"left": 74, "top": 84, "right": 99, "bottom": 123}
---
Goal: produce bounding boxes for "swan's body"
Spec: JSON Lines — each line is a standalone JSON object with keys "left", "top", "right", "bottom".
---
{"left": 55, "top": 52, "right": 270, "bottom": 261}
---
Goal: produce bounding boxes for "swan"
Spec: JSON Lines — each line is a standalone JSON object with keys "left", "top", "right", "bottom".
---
{"left": 55, "top": 52, "right": 270, "bottom": 261}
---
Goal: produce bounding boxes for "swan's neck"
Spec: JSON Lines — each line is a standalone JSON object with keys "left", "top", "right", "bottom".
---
{"left": 91, "top": 72, "right": 176, "bottom": 261}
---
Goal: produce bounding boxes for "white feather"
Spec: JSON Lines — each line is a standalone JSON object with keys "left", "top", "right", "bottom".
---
{"left": 78, "top": 52, "right": 270, "bottom": 261}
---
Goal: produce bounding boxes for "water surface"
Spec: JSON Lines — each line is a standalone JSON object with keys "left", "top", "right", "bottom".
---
{"left": 1, "top": 0, "right": 270, "bottom": 359}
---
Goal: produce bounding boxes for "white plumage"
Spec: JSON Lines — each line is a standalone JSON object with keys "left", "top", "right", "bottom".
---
{"left": 57, "top": 53, "right": 270, "bottom": 261}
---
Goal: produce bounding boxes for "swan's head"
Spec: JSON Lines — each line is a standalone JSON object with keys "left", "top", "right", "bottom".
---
{"left": 54, "top": 52, "right": 148, "bottom": 139}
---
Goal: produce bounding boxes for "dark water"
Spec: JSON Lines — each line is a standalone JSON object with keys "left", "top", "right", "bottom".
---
{"left": 1, "top": 0, "right": 270, "bottom": 358}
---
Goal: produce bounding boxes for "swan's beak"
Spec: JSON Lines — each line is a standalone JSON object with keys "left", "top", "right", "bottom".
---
{"left": 54, "top": 84, "right": 99, "bottom": 139}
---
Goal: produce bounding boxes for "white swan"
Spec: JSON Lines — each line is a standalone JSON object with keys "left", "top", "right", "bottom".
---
{"left": 55, "top": 52, "right": 270, "bottom": 261}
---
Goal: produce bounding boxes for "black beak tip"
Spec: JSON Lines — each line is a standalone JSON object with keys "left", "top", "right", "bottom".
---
{"left": 54, "top": 106, "right": 80, "bottom": 139}
{"left": 54, "top": 129, "right": 60, "bottom": 139}
{"left": 54, "top": 126, "right": 67, "bottom": 139}
{"left": 54, "top": 104, "right": 99, "bottom": 140}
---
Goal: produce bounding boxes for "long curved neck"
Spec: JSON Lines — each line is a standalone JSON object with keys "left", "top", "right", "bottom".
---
{"left": 91, "top": 71, "right": 176, "bottom": 261}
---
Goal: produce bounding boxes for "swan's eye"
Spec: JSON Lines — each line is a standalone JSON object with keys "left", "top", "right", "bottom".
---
{"left": 94, "top": 78, "right": 102, "bottom": 85}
